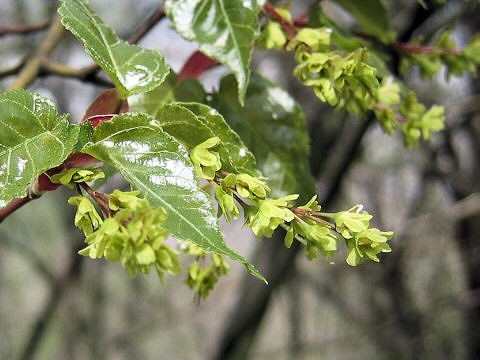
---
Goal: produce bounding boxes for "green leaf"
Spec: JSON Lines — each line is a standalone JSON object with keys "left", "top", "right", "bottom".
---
{"left": 334, "top": 0, "right": 396, "bottom": 43}
{"left": 82, "top": 113, "right": 265, "bottom": 282}
{"left": 212, "top": 74, "right": 315, "bottom": 201}
{"left": 165, "top": 0, "right": 260, "bottom": 104}
{"left": 128, "top": 73, "right": 177, "bottom": 115}
{"left": 0, "top": 89, "right": 79, "bottom": 208}
{"left": 174, "top": 103, "right": 261, "bottom": 177}
{"left": 132, "top": 99, "right": 261, "bottom": 177}
{"left": 174, "top": 79, "right": 207, "bottom": 103}
{"left": 58, "top": 0, "right": 170, "bottom": 98}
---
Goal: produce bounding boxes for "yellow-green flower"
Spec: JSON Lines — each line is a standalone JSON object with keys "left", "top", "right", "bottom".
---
{"left": 245, "top": 194, "right": 298, "bottom": 238}
{"left": 190, "top": 137, "right": 222, "bottom": 180}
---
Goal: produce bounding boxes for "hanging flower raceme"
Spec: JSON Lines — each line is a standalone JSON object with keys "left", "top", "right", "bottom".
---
{"left": 69, "top": 190, "right": 181, "bottom": 281}
{"left": 188, "top": 139, "right": 394, "bottom": 267}
{"left": 332, "top": 205, "right": 393, "bottom": 266}
{"left": 183, "top": 242, "right": 229, "bottom": 301}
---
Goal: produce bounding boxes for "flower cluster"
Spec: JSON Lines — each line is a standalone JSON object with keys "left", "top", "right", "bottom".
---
{"left": 374, "top": 82, "right": 445, "bottom": 147}
{"left": 283, "top": 195, "right": 338, "bottom": 260}
{"left": 50, "top": 167, "right": 105, "bottom": 189}
{"left": 258, "top": 21, "right": 288, "bottom": 50}
{"left": 333, "top": 205, "right": 393, "bottom": 266}
{"left": 291, "top": 28, "right": 379, "bottom": 114}
{"left": 245, "top": 194, "right": 298, "bottom": 238}
{"left": 190, "top": 137, "right": 222, "bottom": 180}
{"left": 193, "top": 137, "right": 394, "bottom": 267}
{"left": 257, "top": 6, "right": 447, "bottom": 148}
{"left": 69, "top": 190, "right": 181, "bottom": 281}
{"left": 183, "top": 242, "right": 229, "bottom": 301}
{"left": 399, "top": 31, "right": 480, "bottom": 78}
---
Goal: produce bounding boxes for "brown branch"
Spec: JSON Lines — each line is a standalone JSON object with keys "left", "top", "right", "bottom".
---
{"left": 291, "top": 207, "right": 334, "bottom": 227}
{"left": 392, "top": 42, "right": 461, "bottom": 55}
{"left": 39, "top": 60, "right": 113, "bottom": 87}
{"left": 0, "top": 194, "right": 39, "bottom": 224}
{"left": 0, "top": 21, "right": 49, "bottom": 37}
{"left": 79, "top": 183, "right": 112, "bottom": 218}
{"left": 19, "top": 235, "right": 85, "bottom": 360}
{"left": 128, "top": 6, "right": 166, "bottom": 44}
{"left": 353, "top": 29, "right": 462, "bottom": 56}
{"left": 8, "top": 15, "right": 65, "bottom": 90}
{"left": 263, "top": 2, "right": 298, "bottom": 39}
{"left": 0, "top": 60, "right": 24, "bottom": 79}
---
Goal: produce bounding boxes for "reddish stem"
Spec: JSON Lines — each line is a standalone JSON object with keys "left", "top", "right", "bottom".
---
{"left": 0, "top": 196, "right": 38, "bottom": 224}
{"left": 393, "top": 42, "right": 461, "bottom": 55}
{"left": 291, "top": 207, "right": 334, "bottom": 227}
{"left": 264, "top": 2, "right": 298, "bottom": 39}
{"left": 86, "top": 114, "right": 116, "bottom": 127}
{"left": 372, "top": 103, "right": 407, "bottom": 123}
{"left": 178, "top": 51, "right": 219, "bottom": 80}
{"left": 79, "top": 183, "right": 112, "bottom": 218}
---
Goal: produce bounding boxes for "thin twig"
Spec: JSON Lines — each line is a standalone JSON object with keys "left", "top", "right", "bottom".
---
{"left": 392, "top": 41, "right": 461, "bottom": 55}
{"left": 264, "top": 2, "right": 298, "bottom": 39}
{"left": 128, "top": 6, "right": 166, "bottom": 44}
{"left": 40, "top": 60, "right": 113, "bottom": 87}
{"left": 19, "top": 235, "right": 85, "bottom": 360}
{"left": 0, "top": 60, "right": 25, "bottom": 79}
{"left": 291, "top": 207, "right": 334, "bottom": 227}
{"left": 0, "top": 21, "right": 49, "bottom": 37}
{"left": 0, "top": 193, "right": 40, "bottom": 224}
{"left": 79, "top": 183, "right": 112, "bottom": 218}
{"left": 8, "top": 15, "right": 65, "bottom": 90}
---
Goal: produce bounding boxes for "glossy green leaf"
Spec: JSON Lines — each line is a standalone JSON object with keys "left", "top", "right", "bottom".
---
{"left": 132, "top": 91, "right": 260, "bottom": 176}
{"left": 58, "top": 0, "right": 170, "bottom": 98}
{"left": 334, "top": 0, "right": 395, "bottom": 43}
{"left": 152, "top": 103, "right": 215, "bottom": 147}
{"left": 212, "top": 74, "right": 315, "bottom": 201}
{"left": 174, "top": 79, "right": 207, "bottom": 103}
{"left": 165, "top": 0, "right": 260, "bottom": 104}
{"left": 0, "top": 90, "right": 79, "bottom": 208}
{"left": 164, "top": 103, "right": 261, "bottom": 176}
{"left": 128, "top": 73, "right": 177, "bottom": 115}
{"left": 82, "top": 113, "right": 265, "bottom": 281}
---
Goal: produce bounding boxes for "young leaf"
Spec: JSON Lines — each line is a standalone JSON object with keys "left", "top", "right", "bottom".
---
{"left": 165, "top": 0, "right": 260, "bottom": 104}
{"left": 0, "top": 90, "right": 79, "bottom": 208}
{"left": 132, "top": 95, "right": 260, "bottom": 177}
{"left": 167, "top": 103, "right": 261, "bottom": 177}
{"left": 212, "top": 74, "right": 315, "bottom": 200}
{"left": 58, "top": 0, "right": 170, "bottom": 98}
{"left": 82, "top": 113, "right": 265, "bottom": 282}
{"left": 145, "top": 103, "right": 214, "bottom": 147}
